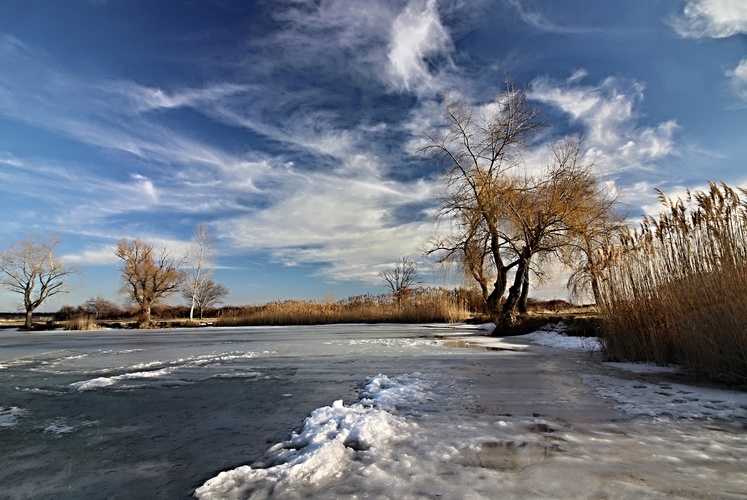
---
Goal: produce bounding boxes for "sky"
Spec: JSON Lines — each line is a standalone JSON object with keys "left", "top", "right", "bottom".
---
{"left": 1, "top": 0, "right": 746, "bottom": 312}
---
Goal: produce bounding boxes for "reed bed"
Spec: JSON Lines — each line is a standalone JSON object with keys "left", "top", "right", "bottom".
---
{"left": 598, "top": 182, "right": 747, "bottom": 383}
{"left": 64, "top": 315, "right": 103, "bottom": 331}
{"left": 216, "top": 288, "right": 474, "bottom": 327}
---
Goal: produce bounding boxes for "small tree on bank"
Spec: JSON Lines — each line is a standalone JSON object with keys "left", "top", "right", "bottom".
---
{"left": 0, "top": 234, "right": 78, "bottom": 329}
{"left": 83, "top": 296, "right": 125, "bottom": 320}
{"left": 115, "top": 238, "right": 187, "bottom": 328}
{"left": 380, "top": 256, "right": 423, "bottom": 305}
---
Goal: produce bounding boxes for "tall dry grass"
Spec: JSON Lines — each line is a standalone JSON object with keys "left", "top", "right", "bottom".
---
{"left": 64, "top": 315, "right": 102, "bottom": 331}
{"left": 216, "top": 288, "right": 474, "bottom": 327}
{"left": 598, "top": 182, "right": 747, "bottom": 383}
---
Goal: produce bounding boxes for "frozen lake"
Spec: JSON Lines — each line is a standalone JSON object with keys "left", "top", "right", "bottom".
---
{"left": 1, "top": 324, "right": 746, "bottom": 499}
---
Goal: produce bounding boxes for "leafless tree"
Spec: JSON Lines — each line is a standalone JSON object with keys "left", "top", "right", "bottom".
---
{"left": 423, "top": 85, "right": 617, "bottom": 330}
{"left": 380, "top": 256, "right": 423, "bottom": 304}
{"left": 421, "top": 78, "right": 543, "bottom": 316}
{"left": 183, "top": 278, "right": 228, "bottom": 320}
{"left": 557, "top": 141, "right": 627, "bottom": 304}
{"left": 83, "top": 296, "right": 124, "bottom": 320}
{"left": 115, "top": 238, "right": 187, "bottom": 327}
{"left": 183, "top": 223, "right": 215, "bottom": 321}
{"left": 0, "top": 234, "right": 78, "bottom": 329}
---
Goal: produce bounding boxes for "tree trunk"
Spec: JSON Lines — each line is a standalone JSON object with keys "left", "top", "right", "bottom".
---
{"left": 24, "top": 309, "right": 34, "bottom": 329}
{"left": 501, "top": 252, "right": 530, "bottom": 331}
{"left": 139, "top": 304, "right": 152, "bottom": 328}
{"left": 518, "top": 265, "right": 531, "bottom": 313}
{"left": 590, "top": 275, "right": 601, "bottom": 306}
{"left": 485, "top": 266, "right": 509, "bottom": 315}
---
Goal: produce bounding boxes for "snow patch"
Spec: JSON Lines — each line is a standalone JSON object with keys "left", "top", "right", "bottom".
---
{"left": 518, "top": 325, "right": 600, "bottom": 351}
{"left": 583, "top": 373, "right": 747, "bottom": 420}
{"left": 0, "top": 406, "right": 26, "bottom": 428}
{"left": 68, "top": 351, "right": 261, "bottom": 391}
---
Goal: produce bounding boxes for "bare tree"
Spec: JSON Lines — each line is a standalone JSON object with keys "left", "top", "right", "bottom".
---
{"left": 380, "top": 256, "right": 423, "bottom": 304}
{"left": 421, "top": 79, "right": 543, "bottom": 316}
{"left": 184, "top": 278, "right": 228, "bottom": 320}
{"left": 498, "top": 141, "right": 602, "bottom": 324}
{"left": 0, "top": 234, "right": 78, "bottom": 329}
{"left": 184, "top": 223, "right": 215, "bottom": 321}
{"left": 423, "top": 88, "right": 615, "bottom": 331}
{"left": 83, "top": 296, "right": 124, "bottom": 320}
{"left": 115, "top": 238, "right": 187, "bottom": 328}
{"left": 557, "top": 142, "right": 627, "bottom": 304}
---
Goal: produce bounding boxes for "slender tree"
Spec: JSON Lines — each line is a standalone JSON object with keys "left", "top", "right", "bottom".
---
{"left": 0, "top": 234, "right": 78, "bottom": 329}
{"left": 115, "top": 238, "right": 187, "bottom": 328}
{"left": 188, "top": 278, "right": 228, "bottom": 320}
{"left": 183, "top": 223, "right": 215, "bottom": 321}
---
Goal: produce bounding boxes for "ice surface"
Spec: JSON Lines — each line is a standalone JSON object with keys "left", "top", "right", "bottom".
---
{"left": 1, "top": 325, "right": 746, "bottom": 499}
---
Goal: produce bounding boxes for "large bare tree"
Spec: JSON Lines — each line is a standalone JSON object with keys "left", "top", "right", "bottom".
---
{"left": 115, "top": 238, "right": 187, "bottom": 328}
{"left": 421, "top": 79, "right": 544, "bottom": 317}
{"left": 423, "top": 82, "right": 618, "bottom": 331}
{"left": 497, "top": 138, "right": 605, "bottom": 323}
{"left": 0, "top": 234, "right": 78, "bottom": 329}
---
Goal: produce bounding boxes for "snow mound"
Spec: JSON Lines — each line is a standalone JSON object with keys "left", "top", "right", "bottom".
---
{"left": 195, "top": 374, "right": 428, "bottom": 500}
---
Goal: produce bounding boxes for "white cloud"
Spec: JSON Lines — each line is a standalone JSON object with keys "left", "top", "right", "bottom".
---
{"left": 131, "top": 174, "right": 158, "bottom": 203}
{"left": 0, "top": 14, "right": 461, "bottom": 288}
{"left": 387, "top": 0, "right": 453, "bottom": 94}
{"left": 216, "top": 170, "right": 438, "bottom": 284}
{"left": 673, "top": 0, "right": 747, "bottom": 38}
{"left": 530, "top": 76, "right": 678, "bottom": 172}
{"left": 726, "top": 58, "right": 747, "bottom": 102}
{"left": 62, "top": 246, "right": 118, "bottom": 265}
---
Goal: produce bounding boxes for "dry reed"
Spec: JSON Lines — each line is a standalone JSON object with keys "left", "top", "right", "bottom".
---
{"left": 64, "top": 315, "right": 102, "bottom": 331}
{"left": 216, "top": 288, "right": 473, "bottom": 327}
{"left": 598, "top": 182, "right": 747, "bottom": 383}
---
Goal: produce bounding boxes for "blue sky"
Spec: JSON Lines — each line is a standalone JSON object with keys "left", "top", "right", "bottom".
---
{"left": 1, "top": 0, "right": 746, "bottom": 311}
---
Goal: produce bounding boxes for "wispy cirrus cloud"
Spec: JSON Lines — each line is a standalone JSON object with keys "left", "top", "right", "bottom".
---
{"left": 0, "top": 8, "right": 451, "bottom": 285}
{"left": 504, "top": 0, "right": 608, "bottom": 34}
{"left": 106, "top": 81, "right": 252, "bottom": 114}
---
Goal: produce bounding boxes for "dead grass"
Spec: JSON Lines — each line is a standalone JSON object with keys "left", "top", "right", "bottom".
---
{"left": 598, "top": 182, "right": 747, "bottom": 384}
